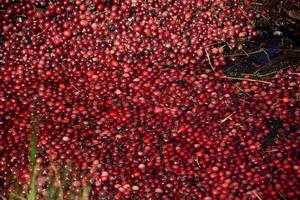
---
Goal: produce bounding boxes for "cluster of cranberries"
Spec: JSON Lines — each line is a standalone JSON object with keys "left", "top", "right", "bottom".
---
{"left": 0, "top": 0, "right": 299, "bottom": 199}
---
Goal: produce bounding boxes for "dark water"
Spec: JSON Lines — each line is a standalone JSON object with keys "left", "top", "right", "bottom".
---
{"left": 225, "top": 23, "right": 300, "bottom": 76}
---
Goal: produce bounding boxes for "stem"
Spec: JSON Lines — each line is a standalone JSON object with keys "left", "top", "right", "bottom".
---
{"left": 220, "top": 76, "right": 273, "bottom": 85}
{"left": 291, "top": 73, "right": 300, "bottom": 76}
{"left": 224, "top": 49, "right": 265, "bottom": 57}
{"left": 80, "top": 186, "right": 91, "bottom": 200}
{"left": 9, "top": 193, "right": 26, "bottom": 200}
{"left": 27, "top": 116, "right": 39, "bottom": 200}
{"left": 205, "top": 49, "right": 215, "bottom": 71}
{"left": 220, "top": 114, "right": 233, "bottom": 124}
{"left": 253, "top": 191, "right": 262, "bottom": 200}
{"left": 225, "top": 48, "right": 300, "bottom": 58}
{"left": 238, "top": 7, "right": 255, "bottom": 27}
{"left": 263, "top": 149, "right": 279, "bottom": 153}
{"left": 261, "top": 49, "right": 271, "bottom": 62}
{"left": 27, "top": 166, "right": 38, "bottom": 200}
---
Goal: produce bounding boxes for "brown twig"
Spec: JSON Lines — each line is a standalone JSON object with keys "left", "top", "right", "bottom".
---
{"left": 220, "top": 114, "right": 233, "bottom": 124}
{"left": 220, "top": 76, "right": 273, "bottom": 85}
{"left": 194, "top": 157, "right": 202, "bottom": 169}
{"left": 238, "top": 7, "right": 255, "bottom": 27}
{"left": 263, "top": 149, "right": 279, "bottom": 153}
{"left": 225, "top": 48, "right": 300, "bottom": 58}
{"left": 205, "top": 49, "right": 215, "bottom": 71}
{"left": 253, "top": 191, "right": 262, "bottom": 200}
{"left": 72, "top": 84, "right": 80, "bottom": 93}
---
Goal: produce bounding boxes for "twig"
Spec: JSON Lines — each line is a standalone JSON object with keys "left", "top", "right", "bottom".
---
{"left": 234, "top": 85, "right": 251, "bottom": 96}
{"left": 225, "top": 48, "right": 300, "bottom": 58}
{"left": 263, "top": 48, "right": 300, "bottom": 53}
{"left": 205, "top": 50, "right": 215, "bottom": 71}
{"left": 278, "top": 191, "right": 288, "bottom": 200}
{"left": 252, "top": 65, "right": 291, "bottom": 78}
{"left": 263, "top": 149, "right": 279, "bottom": 153}
{"left": 224, "top": 49, "right": 264, "bottom": 57}
{"left": 220, "top": 76, "right": 273, "bottom": 85}
{"left": 253, "top": 2, "right": 263, "bottom": 6}
{"left": 241, "top": 48, "right": 250, "bottom": 57}
{"left": 261, "top": 48, "right": 271, "bottom": 63}
{"left": 9, "top": 193, "right": 26, "bottom": 200}
{"left": 238, "top": 7, "right": 255, "bottom": 27}
{"left": 220, "top": 114, "right": 233, "bottom": 124}
{"left": 253, "top": 191, "right": 262, "bottom": 200}
{"left": 217, "top": 39, "right": 233, "bottom": 50}
{"left": 206, "top": 42, "right": 225, "bottom": 47}
{"left": 34, "top": 26, "right": 49, "bottom": 36}
{"left": 254, "top": 70, "right": 278, "bottom": 77}
{"left": 72, "top": 84, "right": 80, "bottom": 93}
{"left": 194, "top": 157, "right": 202, "bottom": 169}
